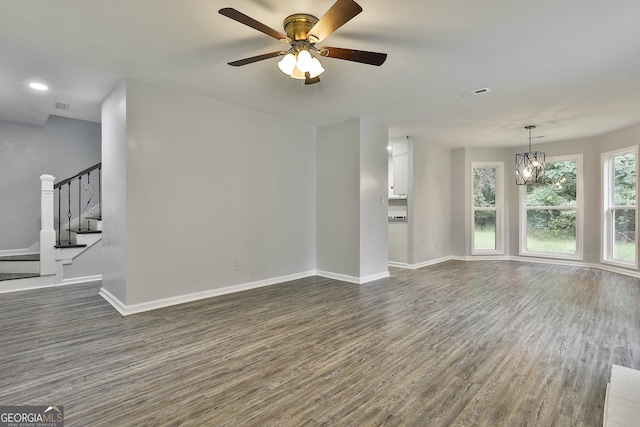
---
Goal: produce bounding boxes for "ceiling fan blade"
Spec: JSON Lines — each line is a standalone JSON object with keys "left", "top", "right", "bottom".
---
{"left": 305, "top": 72, "right": 321, "bottom": 85}
{"left": 219, "top": 8, "right": 290, "bottom": 42}
{"left": 319, "top": 46, "right": 387, "bottom": 66}
{"left": 307, "top": 0, "right": 363, "bottom": 43}
{"left": 228, "top": 51, "right": 286, "bottom": 66}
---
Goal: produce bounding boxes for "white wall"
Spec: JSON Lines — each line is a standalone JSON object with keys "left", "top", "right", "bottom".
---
{"left": 0, "top": 116, "right": 101, "bottom": 250}
{"left": 101, "top": 80, "right": 128, "bottom": 303}
{"left": 316, "top": 117, "right": 389, "bottom": 280}
{"left": 63, "top": 242, "right": 102, "bottom": 279}
{"left": 359, "top": 117, "right": 389, "bottom": 278}
{"left": 316, "top": 118, "right": 360, "bottom": 277}
{"left": 112, "top": 79, "right": 316, "bottom": 305}
{"left": 598, "top": 124, "right": 640, "bottom": 152}
{"left": 450, "top": 148, "right": 468, "bottom": 256}
{"left": 410, "top": 137, "right": 453, "bottom": 263}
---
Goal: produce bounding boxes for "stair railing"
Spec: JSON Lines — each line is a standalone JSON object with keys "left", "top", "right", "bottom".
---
{"left": 52, "top": 163, "right": 102, "bottom": 247}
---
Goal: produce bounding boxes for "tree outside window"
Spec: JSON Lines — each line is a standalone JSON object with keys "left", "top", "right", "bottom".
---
{"left": 603, "top": 149, "right": 637, "bottom": 266}
{"left": 520, "top": 156, "right": 582, "bottom": 258}
{"left": 472, "top": 163, "right": 503, "bottom": 254}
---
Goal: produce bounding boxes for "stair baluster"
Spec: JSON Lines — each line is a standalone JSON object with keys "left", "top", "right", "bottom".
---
{"left": 78, "top": 175, "right": 82, "bottom": 232}
{"left": 67, "top": 182, "right": 72, "bottom": 245}
{"left": 53, "top": 163, "right": 101, "bottom": 248}
{"left": 57, "top": 186, "right": 61, "bottom": 246}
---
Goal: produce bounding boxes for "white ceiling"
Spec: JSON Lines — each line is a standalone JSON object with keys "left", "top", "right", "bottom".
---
{"left": 2, "top": 0, "right": 640, "bottom": 147}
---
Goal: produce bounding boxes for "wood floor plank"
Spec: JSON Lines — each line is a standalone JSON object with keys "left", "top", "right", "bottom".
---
{"left": 1, "top": 261, "right": 639, "bottom": 426}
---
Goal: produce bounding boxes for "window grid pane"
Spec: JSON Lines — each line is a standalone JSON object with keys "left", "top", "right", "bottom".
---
{"left": 474, "top": 210, "right": 496, "bottom": 250}
{"left": 526, "top": 208, "right": 577, "bottom": 254}
{"left": 612, "top": 208, "right": 636, "bottom": 262}
{"left": 614, "top": 153, "right": 636, "bottom": 206}
{"left": 473, "top": 167, "right": 496, "bottom": 208}
{"left": 526, "top": 160, "right": 577, "bottom": 207}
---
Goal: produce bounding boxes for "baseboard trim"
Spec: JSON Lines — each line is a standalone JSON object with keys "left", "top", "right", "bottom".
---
{"left": 99, "top": 270, "right": 317, "bottom": 316}
{"left": 316, "top": 270, "right": 390, "bottom": 284}
{"left": 360, "top": 271, "right": 391, "bottom": 283}
{"left": 410, "top": 256, "right": 457, "bottom": 269}
{"left": 0, "top": 273, "right": 102, "bottom": 294}
{"left": 388, "top": 261, "right": 412, "bottom": 269}
{"left": 389, "top": 256, "right": 455, "bottom": 270}
{"left": 0, "top": 274, "right": 55, "bottom": 294}
{"left": 315, "top": 270, "right": 360, "bottom": 284}
{"left": 0, "top": 248, "right": 31, "bottom": 256}
{"left": 98, "top": 287, "right": 128, "bottom": 315}
{"left": 60, "top": 274, "right": 102, "bottom": 286}
{"left": 405, "top": 254, "right": 640, "bottom": 279}
{"left": 100, "top": 268, "right": 396, "bottom": 316}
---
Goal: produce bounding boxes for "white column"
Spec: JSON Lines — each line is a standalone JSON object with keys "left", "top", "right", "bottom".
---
{"left": 40, "top": 174, "right": 56, "bottom": 276}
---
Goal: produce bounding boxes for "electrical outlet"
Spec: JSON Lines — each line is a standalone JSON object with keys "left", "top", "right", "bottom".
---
{"left": 234, "top": 260, "right": 241, "bottom": 271}
{"left": 260, "top": 256, "right": 267, "bottom": 267}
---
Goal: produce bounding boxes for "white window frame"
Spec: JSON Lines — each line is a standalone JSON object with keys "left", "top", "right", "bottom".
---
{"left": 519, "top": 154, "right": 583, "bottom": 260}
{"left": 601, "top": 146, "right": 638, "bottom": 269}
{"left": 471, "top": 162, "right": 504, "bottom": 255}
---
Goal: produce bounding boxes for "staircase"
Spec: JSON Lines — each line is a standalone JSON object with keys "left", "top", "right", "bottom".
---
{"left": 0, "top": 165, "right": 102, "bottom": 291}
{"left": 55, "top": 216, "right": 103, "bottom": 248}
{"left": 0, "top": 253, "right": 40, "bottom": 281}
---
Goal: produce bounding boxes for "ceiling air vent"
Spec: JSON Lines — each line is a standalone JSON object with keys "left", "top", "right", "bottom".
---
{"left": 458, "top": 87, "right": 491, "bottom": 97}
{"left": 55, "top": 102, "right": 70, "bottom": 111}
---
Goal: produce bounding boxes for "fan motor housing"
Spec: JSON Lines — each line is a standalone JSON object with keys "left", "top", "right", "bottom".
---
{"left": 283, "top": 14, "right": 319, "bottom": 41}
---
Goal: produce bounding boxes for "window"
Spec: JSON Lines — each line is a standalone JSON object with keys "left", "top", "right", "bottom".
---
{"left": 602, "top": 147, "right": 637, "bottom": 267}
{"left": 472, "top": 163, "right": 503, "bottom": 254}
{"left": 520, "top": 155, "right": 582, "bottom": 259}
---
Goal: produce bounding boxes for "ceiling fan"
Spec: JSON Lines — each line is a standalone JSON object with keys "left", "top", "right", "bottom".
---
{"left": 219, "top": 0, "right": 387, "bottom": 85}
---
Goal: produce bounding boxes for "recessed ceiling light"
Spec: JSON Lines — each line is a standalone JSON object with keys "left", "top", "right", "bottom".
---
{"left": 29, "top": 82, "right": 48, "bottom": 91}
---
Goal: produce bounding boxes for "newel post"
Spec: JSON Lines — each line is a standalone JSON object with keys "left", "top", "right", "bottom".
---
{"left": 40, "top": 174, "right": 56, "bottom": 275}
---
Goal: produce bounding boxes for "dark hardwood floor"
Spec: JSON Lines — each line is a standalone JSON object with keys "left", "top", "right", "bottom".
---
{"left": 1, "top": 260, "right": 639, "bottom": 426}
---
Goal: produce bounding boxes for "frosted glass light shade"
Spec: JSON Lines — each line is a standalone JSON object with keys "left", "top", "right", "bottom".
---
{"left": 308, "top": 57, "right": 325, "bottom": 78}
{"left": 278, "top": 53, "right": 296, "bottom": 75}
{"left": 296, "top": 49, "right": 312, "bottom": 72}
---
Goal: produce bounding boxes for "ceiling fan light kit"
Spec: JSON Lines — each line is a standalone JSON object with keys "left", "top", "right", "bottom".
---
{"left": 219, "top": 0, "right": 387, "bottom": 85}
{"left": 277, "top": 43, "right": 326, "bottom": 80}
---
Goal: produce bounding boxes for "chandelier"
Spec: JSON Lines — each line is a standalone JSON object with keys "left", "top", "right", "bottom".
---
{"left": 515, "top": 125, "right": 545, "bottom": 185}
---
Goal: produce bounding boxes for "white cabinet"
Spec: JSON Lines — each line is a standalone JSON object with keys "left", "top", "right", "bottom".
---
{"left": 392, "top": 153, "right": 408, "bottom": 195}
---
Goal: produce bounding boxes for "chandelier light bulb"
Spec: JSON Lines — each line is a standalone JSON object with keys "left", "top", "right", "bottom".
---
{"left": 532, "top": 156, "right": 541, "bottom": 168}
{"left": 296, "top": 49, "right": 312, "bottom": 72}
{"left": 290, "top": 65, "right": 306, "bottom": 80}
